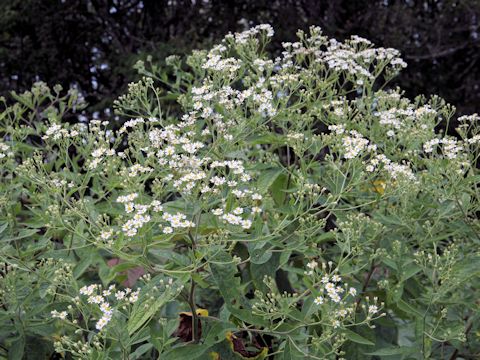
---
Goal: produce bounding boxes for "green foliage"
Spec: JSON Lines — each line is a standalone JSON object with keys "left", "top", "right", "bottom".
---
{"left": 1, "top": 25, "right": 480, "bottom": 359}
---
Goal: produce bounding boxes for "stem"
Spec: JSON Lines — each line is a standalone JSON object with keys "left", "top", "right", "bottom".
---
{"left": 188, "top": 219, "right": 201, "bottom": 343}
{"left": 355, "top": 260, "right": 376, "bottom": 314}
{"left": 188, "top": 278, "right": 200, "bottom": 343}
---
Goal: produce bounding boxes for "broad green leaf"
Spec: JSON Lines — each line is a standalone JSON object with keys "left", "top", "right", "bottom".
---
{"left": 8, "top": 336, "right": 25, "bottom": 360}
{"left": 250, "top": 252, "right": 280, "bottom": 293}
{"left": 210, "top": 251, "right": 267, "bottom": 326}
{"left": 256, "top": 167, "right": 284, "bottom": 193}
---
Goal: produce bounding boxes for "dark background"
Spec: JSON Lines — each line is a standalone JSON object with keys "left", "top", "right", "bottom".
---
{"left": 1, "top": 0, "right": 479, "bottom": 118}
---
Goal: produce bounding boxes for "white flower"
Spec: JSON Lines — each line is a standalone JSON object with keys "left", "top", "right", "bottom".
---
{"left": 252, "top": 193, "right": 262, "bottom": 200}
{"left": 95, "top": 314, "right": 112, "bottom": 331}
{"left": 241, "top": 219, "right": 252, "bottom": 229}
{"left": 251, "top": 206, "right": 262, "bottom": 214}
{"left": 129, "top": 290, "right": 140, "bottom": 303}
{"left": 314, "top": 296, "right": 324, "bottom": 305}
{"left": 99, "top": 302, "right": 112, "bottom": 316}
{"left": 100, "top": 229, "right": 113, "bottom": 240}
{"left": 124, "top": 202, "right": 135, "bottom": 213}
{"left": 331, "top": 274, "right": 342, "bottom": 282}
{"left": 51, "top": 310, "right": 68, "bottom": 320}
{"left": 233, "top": 207, "right": 243, "bottom": 215}
{"left": 87, "top": 295, "right": 104, "bottom": 304}
{"left": 115, "top": 291, "right": 126, "bottom": 300}
{"left": 212, "top": 208, "right": 224, "bottom": 216}
{"left": 79, "top": 284, "right": 97, "bottom": 296}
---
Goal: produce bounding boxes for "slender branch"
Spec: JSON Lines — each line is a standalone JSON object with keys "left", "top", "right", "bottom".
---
{"left": 188, "top": 278, "right": 200, "bottom": 343}
{"left": 355, "top": 260, "right": 376, "bottom": 313}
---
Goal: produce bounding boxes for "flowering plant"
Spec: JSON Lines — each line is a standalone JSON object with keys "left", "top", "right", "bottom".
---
{"left": 1, "top": 25, "right": 479, "bottom": 359}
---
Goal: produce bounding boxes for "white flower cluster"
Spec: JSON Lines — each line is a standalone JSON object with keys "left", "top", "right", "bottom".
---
{"left": 117, "top": 193, "right": 158, "bottom": 237}
{"left": 328, "top": 124, "right": 416, "bottom": 181}
{"left": 276, "top": 26, "right": 406, "bottom": 90}
{"left": 78, "top": 283, "right": 139, "bottom": 331}
{"left": 116, "top": 192, "right": 199, "bottom": 237}
{"left": 458, "top": 113, "right": 480, "bottom": 123}
{"left": 0, "top": 142, "right": 14, "bottom": 159}
{"left": 51, "top": 310, "right": 68, "bottom": 320}
{"left": 118, "top": 117, "right": 159, "bottom": 134}
{"left": 49, "top": 177, "right": 74, "bottom": 189}
{"left": 202, "top": 54, "right": 242, "bottom": 74}
{"left": 161, "top": 212, "right": 195, "bottom": 234}
{"left": 342, "top": 131, "right": 371, "bottom": 159}
{"left": 189, "top": 83, "right": 276, "bottom": 139}
{"left": 307, "top": 262, "right": 357, "bottom": 306}
{"left": 320, "top": 34, "right": 406, "bottom": 79}
{"left": 307, "top": 260, "right": 383, "bottom": 329}
{"left": 125, "top": 164, "right": 153, "bottom": 177}
{"left": 423, "top": 137, "right": 464, "bottom": 159}
{"left": 329, "top": 125, "right": 374, "bottom": 159}
{"left": 148, "top": 122, "right": 211, "bottom": 194}
{"left": 366, "top": 154, "right": 416, "bottom": 181}
{"left": 146, "top": 104, "right": 263, "bottom": 231}
{"left": 224, "top": 24, "right": 274, "bottom": 45}
{"left": 89, "top": 146, "right": 116, "bottom": 169}
{"left": 374, "top": 105, "right": 436, "bottom": 134}
{"left": 42, "top": 123, "right": 82, "bottom": 141}
{"left": 51, "top": 283, "right": 140, "bottom": 332}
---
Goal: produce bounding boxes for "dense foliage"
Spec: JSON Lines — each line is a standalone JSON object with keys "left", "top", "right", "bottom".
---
{"left": 1, "top": 25, "right": 480, "bottom": 359}
{"left": 1, "top": 0, "right": 480, "bottom": 117}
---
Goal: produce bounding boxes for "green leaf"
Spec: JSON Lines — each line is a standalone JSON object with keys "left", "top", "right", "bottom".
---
{"left": 127, "top": 278, "right": 182, "bottom": 335}
{"left": 162, "top": 344, "right": 210, "bottom": 360}
{"left": 203, "top": 320, "right": 236, "bottom": 346}
{"left": 396, "top": 299, "right": 424, "bottom": 318}
{"left": 365, "top": 346, "right": 417, "bottom": 356}
{"left": 8, "top": 336, "right": 25, "bottom": 360}
{"left": 343, "top": 329, "right": 375, "bottom": 346}
{"left": 250, "top": 252, "right": 280, "bottom": 293}
{"left": 210, "top": 251, "right": 267, "bottom": 326}
{"left": 210, "top": 251, "right": 248, "bottom": 309}
{"left": 270, "top": 173, "right": 289, "bottom": 205}
{"left": 129, "top": 343, "right": 153, "bottom": 359}
{"left": 256, "top": 167, "right": 283, "bottom": 193}
{"left": 73, "top": 249, "right": 95, "bottom": 279}
{"left": 249, "top": 242, "right": 273, "bottom": 265}
{"left": 1, "top": 228, "right": 38, "bottom": 243}
{"left": 283, "top": 338, "right": 304, "bottom": 360}
{"left": 401, "top": 264, "right": 421, "bottom": 282}
{"left": 0, "top": 222, "right": 8, "bottom": 234}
